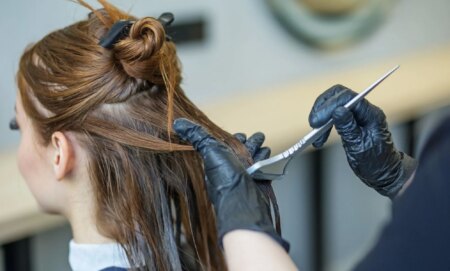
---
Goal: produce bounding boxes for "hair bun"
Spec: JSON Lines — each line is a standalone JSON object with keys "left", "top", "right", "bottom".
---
{"left": 114, "top": 17, "right": 167, "bottom": 80}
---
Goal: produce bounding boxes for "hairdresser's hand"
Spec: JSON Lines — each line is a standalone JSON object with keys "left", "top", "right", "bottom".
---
{"left": 173, "top": 118, "right": 289, "bottom": 251}
{"left": 309, "top": 85, "right": 418, "bottom": 199}
{"left": 234, "top": 132, "right": 271, "bottom": 163}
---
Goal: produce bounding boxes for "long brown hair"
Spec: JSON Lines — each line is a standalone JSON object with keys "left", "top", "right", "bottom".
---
{"left": 17, "top": 1, "right": 272, "bottom": 270}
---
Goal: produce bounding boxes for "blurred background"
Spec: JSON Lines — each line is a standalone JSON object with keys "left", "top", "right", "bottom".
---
{"left": 1, "top": 0, "right": 449, "bottom": 270}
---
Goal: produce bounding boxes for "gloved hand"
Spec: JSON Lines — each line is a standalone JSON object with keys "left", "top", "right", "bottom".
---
{"left": 309, "top": 84, "right": 418, "bottom": 199}
{"left": 234, "top": 132, "right": 282, "bottom": 234}
{"left": 173, "top": 118, "right": 289, "bottom": 251}
{"left": 234, "top": 132, "right": 271, "bottom": 163}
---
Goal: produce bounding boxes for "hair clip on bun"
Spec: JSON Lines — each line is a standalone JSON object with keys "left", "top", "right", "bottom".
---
{"left": 157, "top": 12, "right": 175, "bottom": 41}
{"left": 99, "top": 12, "right": 175, "bottom": 49}
{"left": 99, "top": 20, "right": 134, "bottom": 49}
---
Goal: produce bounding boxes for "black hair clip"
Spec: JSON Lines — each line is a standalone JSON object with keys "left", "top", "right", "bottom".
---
{"left": 157, "top": 12, "right": 175, "bottom": 41}
{"left": 99, "top": 12, "right": 175, "bottom": 49}
{"left": 9, "top": 117, "right": 19, "bottom": 131}
{"left": 99, "top": 20, "right": 134, "bottom": 49}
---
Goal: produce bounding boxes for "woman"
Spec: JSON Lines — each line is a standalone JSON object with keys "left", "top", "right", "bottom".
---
{"left": 9, "top": 1, "right": 291, "bottom": 270}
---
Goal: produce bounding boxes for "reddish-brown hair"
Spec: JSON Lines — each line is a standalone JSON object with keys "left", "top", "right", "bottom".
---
{"left": 17, "top": 1, "right": 254, "bottom": 270}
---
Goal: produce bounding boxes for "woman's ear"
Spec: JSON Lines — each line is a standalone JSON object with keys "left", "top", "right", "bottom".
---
{"left": 51, "top": 132, "right": 75, "bottom": 181}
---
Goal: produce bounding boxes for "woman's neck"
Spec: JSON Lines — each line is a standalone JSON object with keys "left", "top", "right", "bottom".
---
{"left": 65, "top": 180, "right": 115, "bottom": 244}
{"left": 69, "top": 211, "right": 115, "bottom": 244}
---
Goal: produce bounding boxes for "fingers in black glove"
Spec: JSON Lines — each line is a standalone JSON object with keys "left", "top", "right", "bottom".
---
{"left": 309, "top": 84, "right": 384, "bottom": 147}
{"left": 245, "top": 132, "right": 264, "bottom": 156}
{"left": 309, "top": 84, "right": 351, "bottom": 147}
{"left": 233, "top": 132, "right": 272, "bottom": 162}
{"left": 309, "top": 84, "right": 349, "bottom": 127}
{"left": 332, "top": 106, "right": 364, "bottom": 146}
{"left": 233, "top": 133, "right": 247, "bottom": 144}
{"left": 254, "top": 147, "right": 271, "bottom": 162}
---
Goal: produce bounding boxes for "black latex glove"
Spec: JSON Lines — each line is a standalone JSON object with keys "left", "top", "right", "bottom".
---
{"left": 309, "top": 85, "right": 418, "bottom": 199}
{"left": 234, "top": 132, "right": 272, "bottom": 163}
{"left": 173, "top": 118, "right": 289, "bottom": 251}
{"left": 233, "top": 132, "right": 282, "bottom": 234}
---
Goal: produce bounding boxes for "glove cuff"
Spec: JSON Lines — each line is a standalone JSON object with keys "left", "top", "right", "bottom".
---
{"left": 374, "top": 152, "right": 418, "bottom": 199}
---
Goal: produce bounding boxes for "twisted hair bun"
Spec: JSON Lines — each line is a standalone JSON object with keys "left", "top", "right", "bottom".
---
{"left": 114, "top": 17, "right": 168, "bottom": 81}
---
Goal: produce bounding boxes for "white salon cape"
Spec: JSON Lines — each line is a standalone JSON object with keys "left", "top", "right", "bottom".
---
{"left": 69, "top": 239, "right": 131, "bottom": 271}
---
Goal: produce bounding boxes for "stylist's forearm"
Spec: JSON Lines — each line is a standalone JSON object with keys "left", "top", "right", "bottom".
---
{"left": 223, "top": 230, "right": 299, "bottom": 271}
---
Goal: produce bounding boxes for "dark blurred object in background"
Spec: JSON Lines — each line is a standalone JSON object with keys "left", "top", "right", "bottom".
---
{"left": 266, "top": 0, "right": 394, "bottom": 49}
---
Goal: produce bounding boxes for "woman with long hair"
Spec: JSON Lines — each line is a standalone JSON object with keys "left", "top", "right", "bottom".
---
{"left": 10, "top": 0, "right": 294, "bottom": 270}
